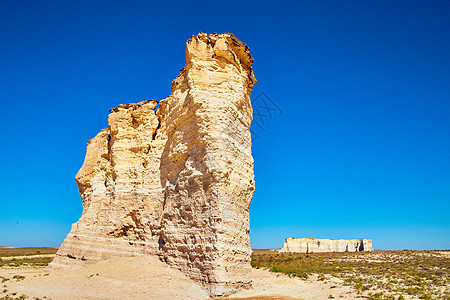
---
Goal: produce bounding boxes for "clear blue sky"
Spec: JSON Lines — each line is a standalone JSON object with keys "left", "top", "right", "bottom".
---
{"left": 1, "top": 0, "right": 449, "bottom": 250}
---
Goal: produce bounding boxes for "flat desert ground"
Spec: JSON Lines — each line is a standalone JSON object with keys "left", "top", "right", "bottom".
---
{"left": 1, "top": 248, "right": 448, "bottom": 299}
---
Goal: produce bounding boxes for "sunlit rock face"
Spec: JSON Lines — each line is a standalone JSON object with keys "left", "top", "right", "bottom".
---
{"left": 50, "top": 32, "right": 256, "bottom": 297}
{"left": 279, "top": 238, "right": 373, "bottom": 253}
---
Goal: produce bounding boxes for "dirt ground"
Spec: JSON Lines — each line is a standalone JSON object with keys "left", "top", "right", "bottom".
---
{"left": 1, "top": 257, "right": 209, "bottom": 300}
{"left": 0, "top": 256, "right": 358, "bottom": 300}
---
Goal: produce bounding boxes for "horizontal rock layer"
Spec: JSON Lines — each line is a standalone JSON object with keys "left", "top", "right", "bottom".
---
{"left": 50, "top": 32, "right": 256, "bottom": 297}
{"left": 279, "top": 238, "right": 373, "bottom": 253}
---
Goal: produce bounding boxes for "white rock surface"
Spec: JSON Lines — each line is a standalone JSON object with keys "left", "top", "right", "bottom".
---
{"left": 50, "top": 32, "right": 256, "bottom": 297}
{"left": 279, "top": 238, "right": 373, "bottom": 253}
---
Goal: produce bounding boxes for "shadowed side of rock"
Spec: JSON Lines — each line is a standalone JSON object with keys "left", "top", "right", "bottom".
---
{"left": 50, "top": 32, "right": 255, "bottom": 297}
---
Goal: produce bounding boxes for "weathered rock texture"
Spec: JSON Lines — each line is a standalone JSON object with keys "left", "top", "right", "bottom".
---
{"left": 279, "top": 238, "right": 373, "bottom": 253}
{"left": 50, "top": 32, "right": 256, "bottom": 296}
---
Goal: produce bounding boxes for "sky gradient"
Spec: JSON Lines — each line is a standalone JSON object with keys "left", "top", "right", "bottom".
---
{"left": 1, "top": 0, "right": 449, "bottom": 250}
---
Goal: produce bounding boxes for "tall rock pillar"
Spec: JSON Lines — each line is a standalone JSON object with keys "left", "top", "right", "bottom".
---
{"left": 159, "top": 33, "right": 256, "bottom": 295}
{"left": 51, "top": 32, "right": 256, "bottom": 297}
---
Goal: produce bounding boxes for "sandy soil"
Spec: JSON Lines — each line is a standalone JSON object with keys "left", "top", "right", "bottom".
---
{"left": 229, "top": 269, "right": 356, "bottom": 300}
{"left": 0, "top": 257, "right": 358, "bottom": 300}
{"left": 1, "top": 257, "right": 208, "bottom": 300}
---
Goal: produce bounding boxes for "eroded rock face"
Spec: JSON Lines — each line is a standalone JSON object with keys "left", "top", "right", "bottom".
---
{"left": 279, "top": 238, "right": 373, "bottom": 253}
{"left": 50, "top": 32, "right": 256, "bottom": 296}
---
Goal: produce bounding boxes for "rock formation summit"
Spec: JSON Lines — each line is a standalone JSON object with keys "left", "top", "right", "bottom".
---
{"left": 279, "top": 238, "right": 373, "bottom": 253}
{"left": 50, "top": 32, "right": 256, "bottom": 296}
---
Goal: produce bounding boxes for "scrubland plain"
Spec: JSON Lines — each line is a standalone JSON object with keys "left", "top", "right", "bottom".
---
{"left": 1, "top": 247, "right": 448, "bottom": 299}
{"left": 251, "top": 249, "right": 450, "bottom": 300}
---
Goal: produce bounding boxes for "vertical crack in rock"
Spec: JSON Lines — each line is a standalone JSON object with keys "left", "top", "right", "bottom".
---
{"left": 49, "top": 32, "right": 256, "bottom": 297}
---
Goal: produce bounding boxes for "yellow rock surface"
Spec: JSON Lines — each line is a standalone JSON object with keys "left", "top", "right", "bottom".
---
{"left": 51, "top": 33, "right": 256, "bottom": 297}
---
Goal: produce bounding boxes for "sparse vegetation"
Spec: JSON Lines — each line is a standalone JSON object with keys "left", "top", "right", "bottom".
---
{"left": 251, "top": 249, "right": 450, "bottom": 299}
{"left": 0, "top": 248, "right": 57, "bottom": 258}
{"left": 0, "top": 258, "right": 53, "bottom": 268}
{"left": 0, "top": 247, "right": 57, "bottom": 268}
{"left": 11, "top": 276, "right": 24, "bottom": 282}
{"left": 0, "top": 295, "right": 27, "bottom": 300}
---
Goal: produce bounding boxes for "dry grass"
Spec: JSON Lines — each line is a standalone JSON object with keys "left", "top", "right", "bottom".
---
{"left": 0, "top": 295, "right": 27, "bottom": 300}
{"left": 0, "top": 247, "right": 57, "bottom": 257}
{"left": 0, "top": 247, "right": 57, "bottom": 268}
{"left": 251, "top": 250, "right": 450, "bottom": 300}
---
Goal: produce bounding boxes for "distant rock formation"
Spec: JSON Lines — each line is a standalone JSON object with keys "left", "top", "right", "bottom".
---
{"left": 279, "top": 238, "right": 373, "bottom": 253}
{"left": 50, "top": 32, "right": 256, "bottom": 297}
